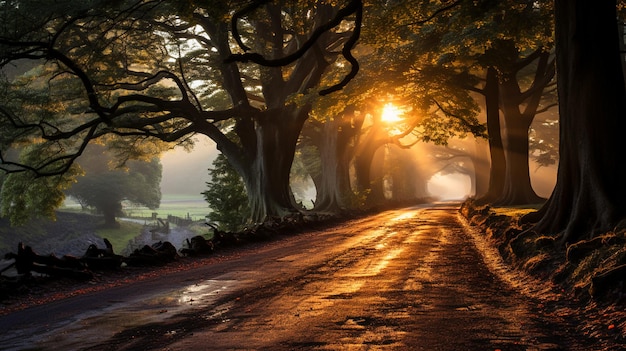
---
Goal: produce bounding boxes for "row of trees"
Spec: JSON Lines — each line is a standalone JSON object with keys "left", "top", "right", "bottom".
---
{"left": 1, "top": 1, "right": 625, "bottom": 247}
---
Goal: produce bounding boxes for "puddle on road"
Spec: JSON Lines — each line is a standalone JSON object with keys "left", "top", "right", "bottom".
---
{"left": 0, "top": 279, "right": 239, "bottom": 351}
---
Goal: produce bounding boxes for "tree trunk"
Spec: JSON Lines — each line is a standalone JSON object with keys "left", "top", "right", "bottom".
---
{"left": 353, "top": 118, "right": 390, "bottom": 206}
{"left": 242, "top": 108, "right": 307, "bottom": 222}
{"left": 313, "top": 118, "right": 353, "bottom": 213}
{"left": 472, "top": 141, "right": 491, "bottom": 198}
{"left": 369, "top": 148, "right": 387, "bottom": 204}
{"left": 525, "top": 0, "right": 626, "bottom": 243}
{"left": 495, "top": 104, "right": 543, "bottom": 205}
{"left": 476, "top": 67, "right": 506, "bottom": 204}
{"left": 354, "top": 142, "right": 383, "bottom": 205}
{"left": 100, "top": 201, "right": 121, "bottom": 228}
{"left": 388, "top": 146, "right": 423, "bottom": 201}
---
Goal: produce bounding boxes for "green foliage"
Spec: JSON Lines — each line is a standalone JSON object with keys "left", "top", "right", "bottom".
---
{"left": 202, "top": 153, "right": 250, "bottom": 232}
{"left": 0, "top": 145, "right": 81, "bottom": 226}
{"left": 342, "top": 188, "right": 370, "bottom": 209}
{"left": 0, "top": 171, "right": 77, "bottom": 226}
{"left": 66, "top": 144, "right": 162, "bottom": 224}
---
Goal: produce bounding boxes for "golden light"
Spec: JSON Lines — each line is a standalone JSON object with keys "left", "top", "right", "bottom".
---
{"left": 381, "top": 103, "right": 404, "bottom": 123}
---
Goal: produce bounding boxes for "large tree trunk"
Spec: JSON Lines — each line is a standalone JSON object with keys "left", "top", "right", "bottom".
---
{"left": 353, "top": 118, "right": 390, "bottom": 206}
{"left": 472, "top": 141, "right": 491, "bottom": 198}
{"left": 477, "top": 67, "right": 506, "bottom": 204}
{"left": 242, "top": 108, "right": 307, "bottom": 222}
{"left": 496, "top": 100, "right": 543, "bottom": 205}
{"left": 313, "top": 117, "right": 354, "bottom": 212}
{"left": 200, "top": 6, "right": 334, "bottom": 225}
{"left": 354, "top": 141, "right": 384, "bottom": 205}
{"left": 525, "top": 0, "right": 626, "bottom": 243}
{"left": 388, "top": 146, "right": 424, "bottom": 201}
{"left": 369, "top": 148, "right": 387, "bottom": 204}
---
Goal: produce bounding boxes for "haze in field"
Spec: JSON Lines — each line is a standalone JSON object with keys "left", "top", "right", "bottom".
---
{"left": 159, "top": 137, "right": 558, "bottom": 203}
{"left": 159, "top": 137, "right": 218, "bottom": 198}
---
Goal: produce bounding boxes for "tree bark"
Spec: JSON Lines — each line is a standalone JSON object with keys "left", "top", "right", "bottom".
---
{"left": 472, "top": 141, "right": 491, "bottom": 198}
{"left": 199, "top": 7, "right": 333, "bottom": 224}
{"left": 100, "top": 201, "right": 121, "bottom": 228}
{"left": 388, "top": 146, "right": 425, "bottom": 201}
{"left": 496, "top": 89, "right": 543, "bottom": 205}
{"left": 242, "top": 107, "right": 308, "bottom": 222}
{"left": 312, "top": 116, "right": 355, "bottom": 212}
{"left": 476, "top": 67, "right": 506, "bottom": 204}
{"left": 526, "top": 0, "right": 626, "bottom": 243}
{"left": 354, "top": 135, "right": 386, "bottom": 205}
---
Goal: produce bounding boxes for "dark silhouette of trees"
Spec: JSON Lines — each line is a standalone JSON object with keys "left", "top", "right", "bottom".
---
{"left": 524, "top": 1, "right": 626, "bottom": 243}
{"left": 0, "top": 1, "right": 362, "bottom": 224}
{"left": 432, "top": 2, "right": 555, "bottom": 206}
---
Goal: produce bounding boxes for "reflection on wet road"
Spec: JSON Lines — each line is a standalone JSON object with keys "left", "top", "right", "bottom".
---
{"left": 0, "top": 204, "right": 595, "bottom": 350}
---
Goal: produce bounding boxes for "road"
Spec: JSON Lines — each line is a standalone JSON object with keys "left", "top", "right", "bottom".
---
{"left": 0, "top": 204, "right": 600, "bottom": 350}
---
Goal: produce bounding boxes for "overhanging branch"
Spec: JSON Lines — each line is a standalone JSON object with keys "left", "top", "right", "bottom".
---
{"left": 226, "top": 0, "right": 363, "bottom": 96}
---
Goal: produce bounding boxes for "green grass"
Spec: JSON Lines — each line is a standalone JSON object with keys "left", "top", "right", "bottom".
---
{"left": 95, "top": 221, "right": 145, "bottom": 254}
{"left": 123, "top": 194, "right": 210, "bottom": 221}
{"left": 62, "top": 194, "right": 211, "bottom": 221}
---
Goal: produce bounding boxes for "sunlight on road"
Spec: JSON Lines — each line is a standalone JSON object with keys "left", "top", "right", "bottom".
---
{"left": 391, "top": 211, "right": 417, "bottom": 221}
{"left": 370, "top": 248, "right": 404, "bottom": 275}
{"left": 342, "top": 247, "right": 405, "bottom": 278}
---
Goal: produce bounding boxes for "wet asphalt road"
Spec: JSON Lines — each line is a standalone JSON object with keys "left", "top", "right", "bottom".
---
{"left": 0, "top": 204, "right": 600, "bottom": 350}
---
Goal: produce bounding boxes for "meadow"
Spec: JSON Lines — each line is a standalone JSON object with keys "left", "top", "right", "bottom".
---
{"left": 123, "top": 194, "right": 210, "bottom": 221}
{"left": 0, "top": 194, "right": 211, "bottom": 256}
{"left": 62, "top": 193, "right": 211, "bottom": 222}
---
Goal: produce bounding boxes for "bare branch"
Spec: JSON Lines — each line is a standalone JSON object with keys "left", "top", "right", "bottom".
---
{"left": 226, "top": 0, "right": 363, "bottom": 96}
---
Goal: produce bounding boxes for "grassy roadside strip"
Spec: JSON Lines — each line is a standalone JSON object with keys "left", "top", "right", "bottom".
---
{"left": 459, "top": 199, "right": 625, "bottom": 345}
{"left": 95, "top": 221, "right": 145, "bottom": 255}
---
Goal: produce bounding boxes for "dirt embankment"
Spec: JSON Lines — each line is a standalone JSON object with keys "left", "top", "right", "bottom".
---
{"left": 460, "top": 199, "right": 626, "bottom": 344}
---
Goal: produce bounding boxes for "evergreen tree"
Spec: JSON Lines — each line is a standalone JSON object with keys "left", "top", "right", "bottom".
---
{"left": 202, "top": 154, "right": 250, "bottom": 232}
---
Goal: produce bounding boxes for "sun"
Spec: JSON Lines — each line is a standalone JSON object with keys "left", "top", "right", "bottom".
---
{"left": 381, "top": 103, "right": 403, "bottom": 123}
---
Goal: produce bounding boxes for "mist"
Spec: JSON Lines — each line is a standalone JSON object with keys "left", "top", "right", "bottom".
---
{"left": 159, "top": 137, "right": 219, "bottom": 198}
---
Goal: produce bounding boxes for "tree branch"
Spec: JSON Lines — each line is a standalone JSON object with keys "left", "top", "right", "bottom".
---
{"left": 226, "top": 0, "right": 363, "bottom": 96}
{"left": 432, "top": 99, "right": 486, "bottom": 138}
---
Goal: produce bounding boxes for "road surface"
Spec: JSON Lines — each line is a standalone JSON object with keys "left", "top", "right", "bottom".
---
{"left": 0, "top": 204, "right": 601, "bottom": 350}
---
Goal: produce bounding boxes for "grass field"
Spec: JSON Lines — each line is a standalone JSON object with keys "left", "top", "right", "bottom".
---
{"left": 63, "top": 193, "right": 210, "bottom": 221}
{"left": 125, "top": 194, "right": 210, "bottom": 221}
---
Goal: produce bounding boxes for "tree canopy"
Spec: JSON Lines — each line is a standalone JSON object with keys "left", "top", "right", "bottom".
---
{"left": 0, "top": 0, "right": 363, "bottom": 224}
{"left": 66, "top": 144, "right": 162, "bottom": 227}
{"left": 1, "top": 0, "right": 625, "bottom": 252}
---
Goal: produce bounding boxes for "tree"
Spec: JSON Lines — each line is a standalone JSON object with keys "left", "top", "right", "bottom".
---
{"left": 300, "top": 105, "right": 363, "bottom": 213}
{"left": 67, "top": 144, "right": 162, "bottom": 227}
{"left": 488, "top": 43, "right": 555, "bottom": 206}
{"left": 202, "top": 153, "right": 250, "bottom": 232}
{"left": 389, "top": 0, "right": 555, "bottom": 206}
{"left": 0, "top": 0, "right": 362, "bottom": 224}
{"left": 524, "top": 1, "right": 626, "bottom": 243}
